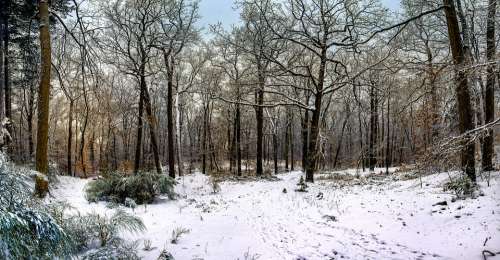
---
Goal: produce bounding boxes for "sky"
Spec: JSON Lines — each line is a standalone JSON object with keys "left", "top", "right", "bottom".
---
{"left": 198, "top": 0, "right": 401, "bottom": 32}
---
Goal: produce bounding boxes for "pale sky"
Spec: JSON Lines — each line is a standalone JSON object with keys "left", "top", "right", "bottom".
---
{"left": 198, "top": 0, "right": 401, "bottom": 33}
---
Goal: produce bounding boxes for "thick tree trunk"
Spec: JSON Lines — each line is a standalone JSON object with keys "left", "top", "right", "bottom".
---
{"left": 443, "top": 0, "right": 476, "bottom": 182}
{"left": 176, "top": 92, "right": 183, "bottom": 176}
{"left": 2, "top": 25, "right": 10, "bottom": 146}
{"left": 141, "top": 71, "right": 162, "bottom": 175}
{"left": 133, "top": 85, "right": 144, "bottom": 174}
{"left": 3, "top": 23, "right": 10, "bottom": 151}
{"left": 255, "top": 69, "right": 264, "bottom": 176}
{"left": 35, "top": 0, "right": 51, "bottom": 197}
{"left": 482, "top": 0, "right": 496, "bottom": 171}
{"left": 165, "top": 54, "right": 176, "bottom": 178}
{"left": 0, "top": 11, "right": 5, "bottom": 127}
{"left": 305, "top": 53, "right": 327, "bottom": 182}
{"left": 333, "top": 115, "right": 349, "bottom": 169}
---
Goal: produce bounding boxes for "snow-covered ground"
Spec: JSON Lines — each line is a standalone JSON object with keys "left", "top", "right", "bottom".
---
{"left": 51, "top": 168, "right": 500, "bottom": 260}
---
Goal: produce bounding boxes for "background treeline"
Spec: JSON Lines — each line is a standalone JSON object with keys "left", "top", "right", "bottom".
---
{"left": 0, "top": 0, "right": 498, "bottom": 187}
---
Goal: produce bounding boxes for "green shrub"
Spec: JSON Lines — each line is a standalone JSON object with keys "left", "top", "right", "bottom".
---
{"left": 0, "top": 153, "right": 75, "bottom": 259}
{"left": 88, "top": 209, "right": 146, "bottom": 247}
{"left": 86, "top": 171, "right": 177, "bottom": 204}
{"left": 444, "top": 174, "right": 475, "bottom": 198}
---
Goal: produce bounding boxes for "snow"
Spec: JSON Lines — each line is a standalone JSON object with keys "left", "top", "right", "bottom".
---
{"left": 51, "top": 169, "right": 500, "bottom": 260}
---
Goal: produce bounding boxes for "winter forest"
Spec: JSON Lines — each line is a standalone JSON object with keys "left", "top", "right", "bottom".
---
{"left": 0, "top": 0, "right": 499, "bottom": 259}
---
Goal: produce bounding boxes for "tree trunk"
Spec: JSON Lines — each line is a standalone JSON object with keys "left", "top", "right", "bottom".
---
{"left": 290, "top": 112, "right": 295, "bottom": 171}
{"left": 165, "top": 54, "right": 176, "bottom": 178}
{"left": 176, "top": 92, "right": 183, "bottom": 176}
{"left": 0, "top": 12, "right": 5, "bottom": 126}
{"left": 3, "top": 22, "right": 11, "bottom": 151}
{"left": 273, "top": 131, "right": 278, "bottom": 174}
{"left": 34, "top": 0, "right": 51, "bottom": 197}
{"left": 305, "top": 52, "right": 327, "bottom": 182}
{"left": 481, "top": 0, "right": 496, "bottom": 171}
{"left": 369, "top": 82, "right": 378, "bottom": 171}
{"left": 202, "top": 100, "right": 208, "bottom": 174}
{"left": 141, "top": 71, "right": 162, "bottom": 175}
{"left": 255, "top": 68, "right": 264, "bottom": 176}
{"left": 443, "top": 0, "right": 476, "bottom": 182}
{"left": 67, "top": 100, "right": 74, "bottom": 176}
{"left": 333, "top": 114, "right": 349, "bottom": 169}
{"left": 284, "top": 109, "right": 290, "bottom": 170}
{"left": 301, "top": 96, "right": 310, "bottom": 171}
{"left": 133, "top": 85, "right": 144, "bottom": 174}
{"left": 236, "top": 103, "right": 242, "bottom": 176}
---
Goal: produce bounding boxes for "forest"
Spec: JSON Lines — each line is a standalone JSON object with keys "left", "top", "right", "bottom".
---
{"left": 0, "top": 0, "right": 499, "bottom": 259}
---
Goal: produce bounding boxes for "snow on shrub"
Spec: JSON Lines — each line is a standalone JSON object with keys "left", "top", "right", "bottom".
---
{"left": 0, "top": 152, "right": 74, "bottom": 259}
{"left": 85, "top": 171, "right": 177, "bottom": 204}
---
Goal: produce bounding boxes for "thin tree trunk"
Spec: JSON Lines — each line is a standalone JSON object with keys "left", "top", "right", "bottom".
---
{"left": 369, "top": 82, "right": 378, "bottom": 171}
{"left": 302, "top": 96, "right": 310, "bottom": 171}
{"left": 67, "top": 100, "right": 74, "bottom": 176}
{"left": 236, "top": 103, "right": 242, "bottom": 176}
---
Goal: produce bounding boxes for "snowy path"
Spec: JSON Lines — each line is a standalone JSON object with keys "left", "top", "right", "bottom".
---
{"left": 52, "top": 169, "right": 500, "bottom": 260}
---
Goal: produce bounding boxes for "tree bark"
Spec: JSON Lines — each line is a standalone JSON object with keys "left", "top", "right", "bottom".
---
{"left": 165, "top": 54, "right": 176, "bottom": 178}
{"left": 133, "top": 85, "right": 144, "bottom": 174}
{"left": 481, "top": 0, "right": 496, "bottom": 171}
{"left": 236, "top": 103, "right": 242, "bottom": 176}
{"left": 305, "top": 50, "right": 327, "bottom": 182}
{"left": 255, "top": 68, "right": 264, "bottom": 176}
{"left": 67, "top": 100, "right": 74, "bottom": 176}
{"left": 301, "top": 96, "right": 310, "bottom": 171}
{"left": 443, "top": 0, "right": 476, "bottom": 182}
{"left": 35, "top": 0, "right": 51, "bottom": 197}
{"left": 369, "top": 82, "right": 378, "bottom": 171}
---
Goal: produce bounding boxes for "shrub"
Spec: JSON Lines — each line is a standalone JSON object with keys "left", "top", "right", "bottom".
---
{"left": 0, "top": 153, "right": 75, "bottom": 259}
{"left": 157, "top": 249, "right": 175, "bottom": 260}
{"left": 444, "top": 174, "right": 475, "bottom": 199}
{"left": 86, "top": 171, "right": 177, "bottom": 204}
{"left": 82, "top": 239, "right": 141, "bottom": 260}
{"left": 170, "top": 226, "right": 190, "bottom": 244}
{"left": 88, "top": 209, "right": 146, "bottom": 247}
{"left": 295, "top": 176, "right": 308, "bottom": 192}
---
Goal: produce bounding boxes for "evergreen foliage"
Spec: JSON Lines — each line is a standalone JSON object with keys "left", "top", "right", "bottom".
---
{"left": 0, "top": 153, "right": 74, "bottom": 259}
{"left": 86, "top": 171, "right": 177, "bottom": 204}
